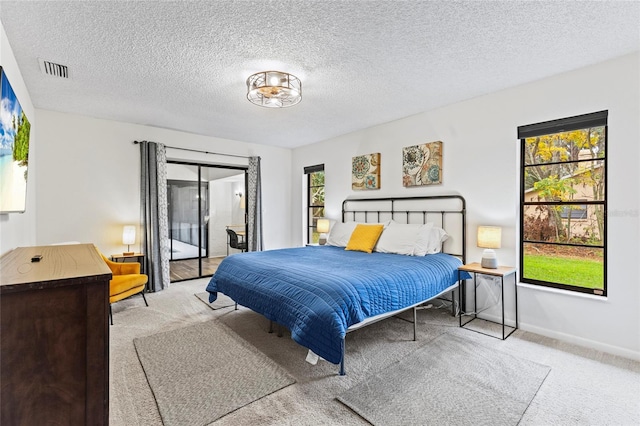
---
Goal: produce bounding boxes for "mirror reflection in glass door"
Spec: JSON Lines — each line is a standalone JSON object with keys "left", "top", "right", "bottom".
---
{"left": 167, "top": 162, "right": 246, "bottom": 282}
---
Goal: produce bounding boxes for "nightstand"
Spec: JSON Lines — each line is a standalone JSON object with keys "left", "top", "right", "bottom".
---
{"left": 458, "top": 262, "right": 517, "bottom": 340}
{"left": 111, "top": 253, "right": 146, "bottom": 274}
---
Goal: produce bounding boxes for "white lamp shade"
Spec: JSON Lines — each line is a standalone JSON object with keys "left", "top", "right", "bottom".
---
{"left": 122, "top": 226, "right": 136, "bottom": 245}
{"left": 316, "top": 219, "right": 330, "bottom": 234}
{"left": 477, "top": 226, "right": 501, "bottom": 249}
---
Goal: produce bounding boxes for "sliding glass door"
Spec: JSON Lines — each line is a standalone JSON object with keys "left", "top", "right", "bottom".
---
{"left": 167, "top": 161, "right": 246, "bottom": 282}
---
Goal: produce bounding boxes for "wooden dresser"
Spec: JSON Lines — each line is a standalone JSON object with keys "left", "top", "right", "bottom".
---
{"left": 0, "top": 243, "right": 112, "bottom": 425}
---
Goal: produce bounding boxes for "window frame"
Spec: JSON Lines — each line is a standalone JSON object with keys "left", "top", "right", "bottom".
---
{"left": 518, "top": 110, "right": 607, "bottom": 296}
{"left": 304, "top": 164, "right": 325, "bottom": 244}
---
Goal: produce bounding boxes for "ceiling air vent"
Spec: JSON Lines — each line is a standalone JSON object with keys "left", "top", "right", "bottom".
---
{"left": 38, "top": 58, "right": 69, "bottom": 78}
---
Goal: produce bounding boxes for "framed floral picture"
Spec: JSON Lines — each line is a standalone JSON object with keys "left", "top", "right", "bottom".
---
{"left": 352, "top": 153, "right": 380, "bottom": 190}
{"left": 402, "top": 141, "right": 442, "bottom": 187}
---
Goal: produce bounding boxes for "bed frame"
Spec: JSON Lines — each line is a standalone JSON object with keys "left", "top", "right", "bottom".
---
{"left": 341, "top": 195, "right": 466, "bottom": 259}
{"left": 337, "top": 195, "right": 466, "bottom": 375}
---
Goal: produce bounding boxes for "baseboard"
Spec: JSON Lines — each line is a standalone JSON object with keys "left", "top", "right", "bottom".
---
{"left": 519, "top": 322, "right": 640, "bottom": 362}
{"left": 470, "top": 309, "right": 640, "bottom": 362}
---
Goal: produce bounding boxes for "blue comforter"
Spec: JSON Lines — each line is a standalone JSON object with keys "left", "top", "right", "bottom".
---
{"left": 206, "top": 245, "right": 463, "bottom": 364}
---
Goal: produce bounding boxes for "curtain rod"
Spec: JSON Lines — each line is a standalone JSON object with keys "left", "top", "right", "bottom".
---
{"left": 133, "top": 141, "right": 253, "bottom": 159}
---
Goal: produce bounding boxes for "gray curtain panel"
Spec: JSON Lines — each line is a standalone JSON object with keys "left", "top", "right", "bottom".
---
{"left": 139, "top": 141, "right": 170, "bottom": 292}
{"left": 247, "top": 156, "right": 263, "bottom": 252}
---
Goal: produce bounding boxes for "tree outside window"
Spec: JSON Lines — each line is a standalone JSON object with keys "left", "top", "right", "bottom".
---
{"left": 520, "top": 111, "right": 607, "bottom": 295}
{"left": 305, "top": 165, "right": 325, "bottom": 244}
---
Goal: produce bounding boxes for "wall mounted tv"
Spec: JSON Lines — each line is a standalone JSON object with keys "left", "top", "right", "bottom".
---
{"left": 0, "top": 66, "right": 31, "bottom": 213}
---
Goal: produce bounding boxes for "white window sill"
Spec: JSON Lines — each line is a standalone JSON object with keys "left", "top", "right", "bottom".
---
{"left": 517, "top": 282, "right": 608, "bottom": 301}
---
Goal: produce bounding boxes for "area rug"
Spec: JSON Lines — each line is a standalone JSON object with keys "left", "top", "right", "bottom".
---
{"left": 194, "top": 291, "right": 235, "bottom": 310}
{"left": 337, "top": 333, "right": 550, "bottom": 426}
{"left": 134, "top": 319, "right": 295, "bottom": 426}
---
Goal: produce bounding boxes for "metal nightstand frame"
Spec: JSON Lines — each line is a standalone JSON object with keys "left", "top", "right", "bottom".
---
{"left": 458, "top": 263, "right": 518, "bottom": 340}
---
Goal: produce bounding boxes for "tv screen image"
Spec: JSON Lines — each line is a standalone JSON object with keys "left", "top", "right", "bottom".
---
{"left": 0, "top": 66, "right": 31, "bottom": 213}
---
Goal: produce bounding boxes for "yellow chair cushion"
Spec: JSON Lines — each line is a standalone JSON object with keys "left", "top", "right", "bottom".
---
{"left": 109, "top": 274, "right": 148, "bottom": 303}
{"left": 345, "top": 224, "right": 385, "bottom": 253}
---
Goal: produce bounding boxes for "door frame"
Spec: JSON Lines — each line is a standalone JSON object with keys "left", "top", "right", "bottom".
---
{"left": 167, "top": 160, "right": 248, "bottom": 282}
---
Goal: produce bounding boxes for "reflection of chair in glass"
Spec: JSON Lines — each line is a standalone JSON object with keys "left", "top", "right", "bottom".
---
{"left": 226, "top": 229, "right": 247, "bottom": 253}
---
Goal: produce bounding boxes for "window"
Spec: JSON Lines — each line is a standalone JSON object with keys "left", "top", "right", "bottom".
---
{"left": 559, "top": 203, "right": 587, "bottom": 220}
{"left": 518, "top": 111, "right": 607, "bottom": 296}
{"left": 304, "top": 164, "right": 325, "bottom": 244}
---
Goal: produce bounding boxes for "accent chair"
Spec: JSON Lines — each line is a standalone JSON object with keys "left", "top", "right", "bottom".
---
{"left": 100, "top": 254, "right": 148, "bottom": 325}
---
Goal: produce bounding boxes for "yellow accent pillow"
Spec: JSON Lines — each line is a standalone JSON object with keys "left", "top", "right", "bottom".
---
{"left": 345, "top": 224, "right": 385, "bottom": 253}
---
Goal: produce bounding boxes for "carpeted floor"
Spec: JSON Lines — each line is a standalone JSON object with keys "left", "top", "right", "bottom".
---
{"left": 110, "top": 278, "right": 640, "bottom": 425}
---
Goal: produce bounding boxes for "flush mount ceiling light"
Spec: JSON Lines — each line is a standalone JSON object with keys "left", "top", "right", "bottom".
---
{"left": 246, "top": 70, "right": 302, "bottom": 108}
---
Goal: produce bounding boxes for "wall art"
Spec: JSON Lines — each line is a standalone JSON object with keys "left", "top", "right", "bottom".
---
{"left": 402, "top": 141, "right": 442, "bottom": 186}
{"left": 352, "top": 152, "right": 380, "bottom": 190}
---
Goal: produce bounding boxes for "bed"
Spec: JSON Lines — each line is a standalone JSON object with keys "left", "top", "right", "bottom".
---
{"left": 206, "top": 195, "right": 467, "bottom": 375}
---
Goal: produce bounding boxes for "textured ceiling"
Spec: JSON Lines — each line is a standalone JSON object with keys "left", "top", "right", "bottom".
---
{"left": 0, "top": 1, "right": 638, "bottom": 149}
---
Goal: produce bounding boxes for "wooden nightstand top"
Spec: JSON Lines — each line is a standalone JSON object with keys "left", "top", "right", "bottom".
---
{"left": 111, "top": 253, "right": 144, "bottom": 260}
{"left": 458, "top": 262, "right": 516, "bottom": 277}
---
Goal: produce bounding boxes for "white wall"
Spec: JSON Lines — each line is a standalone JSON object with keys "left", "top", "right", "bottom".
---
{"left": 0, "top": 22, "right": 37, "bottom": 255}
{"left": 292, "top": 52, "right": 640, "bottom": 360}
{"left": 208, "top": 180, "right": 233, "bottom": 257}
{"left": 208, "top": 179, "right": 246, "bottom": 257}
{"left": 34, "top": 110, "right": 293, "bottom": 257}
{"left": 231, "top": 180, "right": 245, "bottom": 225}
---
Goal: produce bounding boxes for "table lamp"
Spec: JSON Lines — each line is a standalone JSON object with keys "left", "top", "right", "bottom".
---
{"left": 477, "top": 226, "right": 501, "bottom": 269}
{"left": 317, "top": 219, "right": 330, "bottom": 245}
{"left": 122, "top": 225, "right": 136, "bottom": 255}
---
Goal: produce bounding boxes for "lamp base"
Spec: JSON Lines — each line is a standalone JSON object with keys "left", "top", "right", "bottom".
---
{"left": 481, "top": 249, "right": 498, "bottom": 269}
{"left": 318, "top": 235, "right": 327, "bottom": 245}
{"left": 123, "top": 251, "right": 135, "bottom": 256}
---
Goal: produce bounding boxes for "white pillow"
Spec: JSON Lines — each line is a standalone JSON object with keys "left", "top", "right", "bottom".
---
{"left": 326, "top": 222, "right": 359, "bottom": 247}
{"left": 326, "top": 221, "right": 390, "bottom": 247}
{"left": 414, "top": 225, "right": 449, "bottom": 256}
{"left": 375, "top": 223, "right": 429, "bottom": 255}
